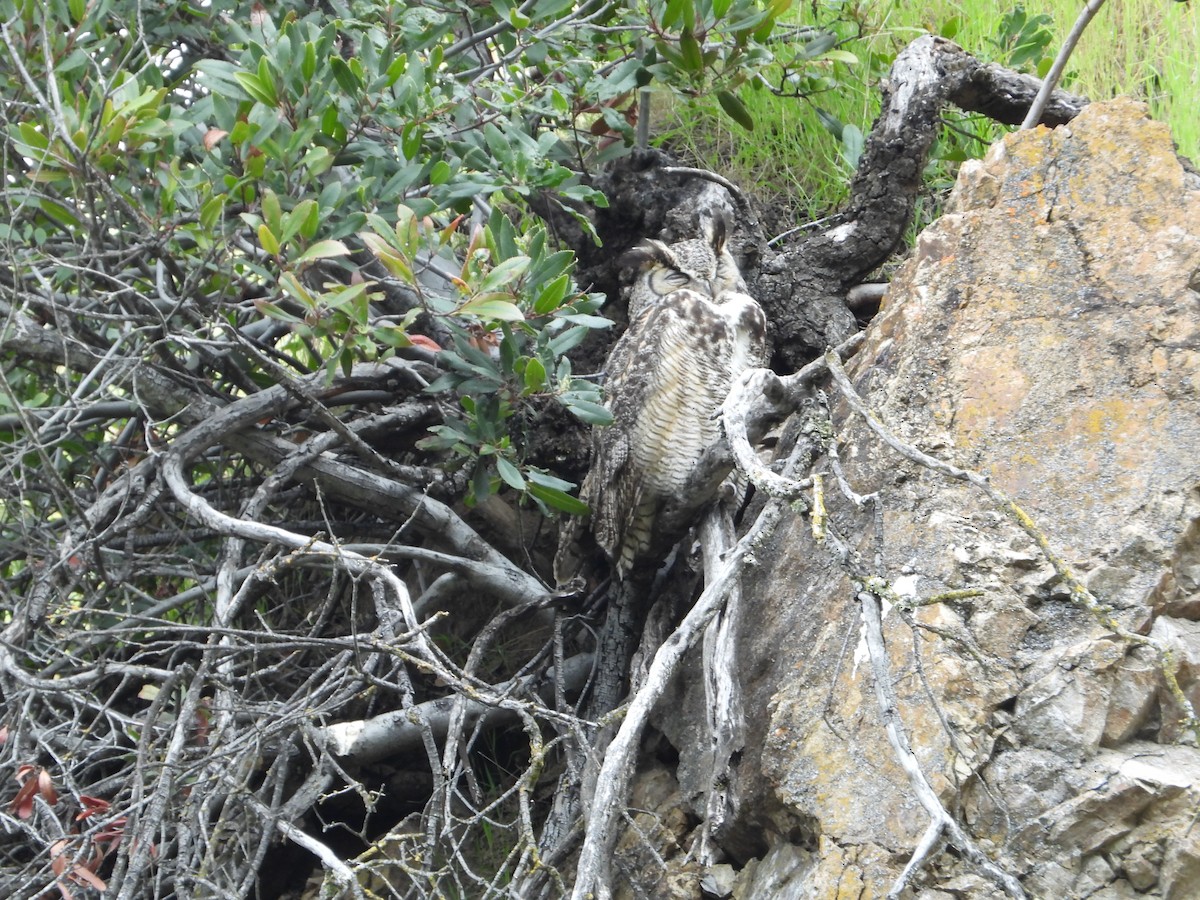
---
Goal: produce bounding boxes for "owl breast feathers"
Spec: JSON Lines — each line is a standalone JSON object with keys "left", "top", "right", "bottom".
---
{"left": 580, "top": 220, "right": 769, "bottom": 579}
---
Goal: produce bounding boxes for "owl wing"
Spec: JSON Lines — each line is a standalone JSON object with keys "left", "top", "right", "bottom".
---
{"left": 584, "top": 288, "right": 737, "bottom": 575}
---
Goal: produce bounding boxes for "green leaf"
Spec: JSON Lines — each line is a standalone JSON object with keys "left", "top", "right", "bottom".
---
{"left": 17, "top": 122, "right": 49, "bottom": 151}
{"left": 679, "top": 31, "right": 703, "bottom": 72}
{"left": 533, "top": 273, "right": 571, "bottom": 314}
{"left": 557, "top": 313, "right": 611, "bottom": 328}
{"left": 800, "top": 32, "right": 838, "bottom": 60}
{"left": 814, "top": 107, "right": 844, "bottom": 139}
{"left": 293, "top": 239, "right": 350, "bottom": 264}
{"left": 841, "top": 124, "right": 864, "bottom": 168}
{"left": 523, "top": 357, "right": 547, "bottom": 393}
{"left": 479, "top": 256, "right": 530, "bottom": 293}
{"left": 661, "top": 0, "right": 687, "bottom": 30}
{"left": 460, "top": 297, "right": 525, "bottom": 322}
{"left": 527, "top": 483, "right": 589, "bottom": 516}
{"left": 564, "top": 398, "right": 613, "bottom": 426}
{"left": 820, "top": 49, "right": 859, "bottom": 66}
{"left": 262, "top": 189, "right": 282, "bottom": 235}
{"left": 258, "top": 223, "right": 281, "bottom": 256}
{"left": 330, "top": 56, "right": 361, "bottom": 94}
{"left": 279, "top": 272, "right": 315, "bottom": 306}
{"left": 717, "top": 90, "right": 754, "bottom": 131}
{"left": 495, "top": 456, "right": 526, "bottom": 490}
{"left": 549, "top": 325, "right": 589, "bottom": 355}
{"left": 528, "top": 469, "right": 576, "bottom": 491}
{"left": 200, "top": 195, "right": 226, "bottom": 232}
{"left": 302, "top": 42, "right": 317, "bottom": 81}
{"left": 281, "top": 199, "right": 318, "bottom": 244}
{"left": 360, "top": 233, "right": 414, "bottom": 281}
{"left": 234, "top": 71, "right": 277, "bottom": 107}
{"left": 255, "top": 299, "right": 303, "bottom": 323}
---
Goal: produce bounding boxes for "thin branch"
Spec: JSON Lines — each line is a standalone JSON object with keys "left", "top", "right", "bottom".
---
{"left": 1020, "top": 0, "right": 1106, "bottom": 130}
{"left": 857, "top": 590, "right": 1026, "bottom": 899}
{"left": 275, "top": 819, "right": 364, "bottom": 898}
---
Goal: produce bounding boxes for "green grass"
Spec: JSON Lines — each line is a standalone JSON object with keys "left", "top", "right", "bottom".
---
{"left": 659, "top": 0, "right": 1199, "bottom": 237}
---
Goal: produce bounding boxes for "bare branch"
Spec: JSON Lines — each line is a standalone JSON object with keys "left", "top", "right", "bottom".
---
{"left": 1020, "top": 0, "right": 1106, "bottom": 130}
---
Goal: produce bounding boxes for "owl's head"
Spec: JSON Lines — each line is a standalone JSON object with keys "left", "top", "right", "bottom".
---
{"left": 622, "top": 215, "right": 747, "bottom": 319}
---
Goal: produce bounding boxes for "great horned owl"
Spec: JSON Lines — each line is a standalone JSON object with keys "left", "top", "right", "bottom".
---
{"left": 624, "top": 220, "right": 748, "bottom": 320}
{"left": 577, "top": 216, "right": 769, "bottom": 580}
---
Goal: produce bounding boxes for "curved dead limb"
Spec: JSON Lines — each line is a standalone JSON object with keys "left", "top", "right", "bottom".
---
{"left": 754, "top": 34, "right": 1086, "bottom": 370}
{"left": 318, "top": 653, "right": 593, "bottom": 764}
{"left": 721, "top": 331, "right": 865, "bottom": 499}
{"left": 275, "top": 819, "right": 364, "bottom": 899}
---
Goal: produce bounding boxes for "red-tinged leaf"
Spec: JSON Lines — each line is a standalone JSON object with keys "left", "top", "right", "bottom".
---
{"left": 12, "top": 777, "right": 37, "bottom": 818}
{"left": 76, "top": 795, "right": 110, "bottom": 820}
{"left": 72, "top": 864, "right": 107, "bottom": 891}
{"left": 440, "top": 214, "right": 465, "bottom": 246}
{"left": 0, "top": 725, "right": 7, "bottom": 745}
{"left": 38, "top": 769, "right": 58, "bottom": 805}
{"left": 50, "top": 841, "right": 108, "bottom": 895}
{"left": 202, "top": 128, "right": 228, "bottom": 151}
{"left": 409, "top": 334, "right": 442, "bottom": 352}
{"left": 49, "top": 840, "right": 71, "bottom": 875}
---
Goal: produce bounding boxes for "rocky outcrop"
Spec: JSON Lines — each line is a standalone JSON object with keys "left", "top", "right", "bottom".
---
{"left": 643, "top": 99, "right": 1200, "bottom": 898}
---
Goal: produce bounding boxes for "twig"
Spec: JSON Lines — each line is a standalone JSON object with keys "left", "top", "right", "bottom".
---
{"left": 858, "top": 590, "right": 1026, "bottom": 899}
{"left": 660, "top": 165, "right": 752, "bottom": 215}
{"left": 1020, "top": 0, "right": 1106, "bottom": 130}
{"left": 276, "top": 819, "right": 364, "bottom": 898}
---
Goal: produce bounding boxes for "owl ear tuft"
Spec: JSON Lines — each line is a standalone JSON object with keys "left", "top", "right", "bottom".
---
{"left": 620, "top": 239, "right": 674, "bottom": 272}
{"left": 704, "top": 213, "right": 729, "bottom": 256}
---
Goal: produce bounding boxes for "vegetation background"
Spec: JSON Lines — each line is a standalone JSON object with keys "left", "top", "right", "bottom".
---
{"left": 0, "top": 0, "right": 1195, "bottom": 897}
{"left": 675, "top": 0, "right": 1199, "bottom": 231}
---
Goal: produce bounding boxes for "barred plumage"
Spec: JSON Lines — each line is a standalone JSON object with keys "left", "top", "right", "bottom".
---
{"left": 579, "top": 217, "right": 769, "bottom": 578}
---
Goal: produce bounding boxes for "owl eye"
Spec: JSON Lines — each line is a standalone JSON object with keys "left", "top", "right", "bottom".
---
{"left": 654, "top": 268, "right": 692, "bottom": 289}
{"left": 646, "top": 270, "right": 676, "bottom": 295}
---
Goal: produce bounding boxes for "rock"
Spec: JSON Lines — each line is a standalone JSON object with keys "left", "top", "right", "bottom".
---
{"left": 1161, "top": 825, "right": 1200, "bottom": 900}
{"left": 1121, "top": 839, "right": 1163, "bottom": 892}
{"left": 1074, "top": 850, "right": 1117, "bottom": 891}
{"left": 1011, "top": 638, "right": 1125, "bottom": 759}
{"left": 613, "top": 763, "right": 703, "bottom": 900}
{"left": 700, "top": 863, "right": 737, "bottom": 899}
{"left": 1102, "top": 646, "right": 1161, "bottom": 746}
{"left": 653, "top": 99, "right": 1200, "bottom": 897}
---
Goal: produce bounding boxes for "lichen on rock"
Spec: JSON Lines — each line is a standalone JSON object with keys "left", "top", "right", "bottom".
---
{"left": 651, "top": 98, "right": 1200, "bottom": 898}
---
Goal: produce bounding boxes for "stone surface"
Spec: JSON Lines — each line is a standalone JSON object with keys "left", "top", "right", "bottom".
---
{"left": 654, "top": 99, "right": 1200, "bottom": 898}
